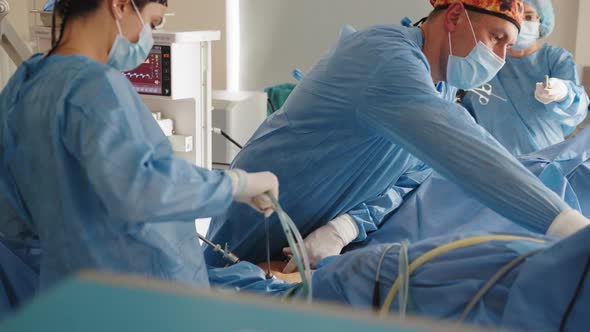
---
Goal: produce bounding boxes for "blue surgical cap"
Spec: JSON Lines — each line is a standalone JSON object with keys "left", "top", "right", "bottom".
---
{"left": 525, "top": 0, "right": 555, "bottom": 38}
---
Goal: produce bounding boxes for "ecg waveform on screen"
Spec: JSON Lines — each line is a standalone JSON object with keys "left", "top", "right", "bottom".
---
{"left": 124, "top": 50, "right": 163, "bottom": 94}
{"left": 125, "top": 72, "right": 154, "bottom": 80}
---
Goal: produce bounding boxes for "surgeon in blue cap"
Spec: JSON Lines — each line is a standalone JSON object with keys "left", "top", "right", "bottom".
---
{"left": 206, "top": 0, "right": 590, "bottom": 272}
{"left": 461, "top": 0, "right": 589, "bottom": 156}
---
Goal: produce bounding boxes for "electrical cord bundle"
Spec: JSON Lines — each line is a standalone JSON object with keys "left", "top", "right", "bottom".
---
{"left": 379, "top": 235, "right": 546, "bottom": 317}
{"left": 457, "top": 249, "right": 544, "bottom": 324}
{"left": 373, "top": 243, "right": 402, "bottom": 310}
{"left": 372, "top": 241, "right": 413, "bottom": 319}
{"left": 398, "top": 241, "right": 410, "bottom": 319}
{"left": 266, "top": 193, "right": 313, "bottom": 303}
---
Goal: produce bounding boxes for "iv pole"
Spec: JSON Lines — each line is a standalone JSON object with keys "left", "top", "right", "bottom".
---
{"left": 0, "top": 0, "right": 33, "bottom": 66}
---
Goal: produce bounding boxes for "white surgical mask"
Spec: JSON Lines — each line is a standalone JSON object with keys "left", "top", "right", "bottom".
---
{"left": 107, "top": 0, "right": 154, "bottom": 72}
{"left": 512, "top": 21, "right": 540, "bottom": 51}
{"left": 446, "top": 10, "right": 506, "bottom": 90}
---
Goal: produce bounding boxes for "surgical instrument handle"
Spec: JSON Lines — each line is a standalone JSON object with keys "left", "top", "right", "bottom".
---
{"left": 198, "top": 233, "right": 240, "bottom": 265}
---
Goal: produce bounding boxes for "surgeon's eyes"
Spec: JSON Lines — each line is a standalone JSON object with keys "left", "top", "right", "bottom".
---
{"left": 490, "top": 33, "right": 502, "bottom": 43}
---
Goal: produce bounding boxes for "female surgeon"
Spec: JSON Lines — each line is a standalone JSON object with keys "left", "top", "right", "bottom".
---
{"left": 461, "top": 0, "right": 589, "bottom": 155}
{"left": 0, "top": 0, "right": 278, "bottom": 289}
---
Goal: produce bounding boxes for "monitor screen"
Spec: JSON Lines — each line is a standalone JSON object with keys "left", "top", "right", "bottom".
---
{"left": 123, "top": 45, "right": 170, "bottom": 96}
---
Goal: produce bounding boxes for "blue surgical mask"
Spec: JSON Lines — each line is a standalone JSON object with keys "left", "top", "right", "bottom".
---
{"left": 512, "top": 21, "right": 540, "bottom": 51}
{"left": 108, "top": 0, "right": 154, "bottom": 72}
{"left": 446, "top": 10, "right": 505, "bottom": 90}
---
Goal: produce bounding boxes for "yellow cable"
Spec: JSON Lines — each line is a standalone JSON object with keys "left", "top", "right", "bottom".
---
{"left": 379, "top": 235, "right": 546, "bottom": 317}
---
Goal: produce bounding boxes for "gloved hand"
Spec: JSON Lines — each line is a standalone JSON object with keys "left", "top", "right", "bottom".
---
{"left": 227, "top": 169, "right": 279, "bottom": 217}
{"left": 547, "top": 209, "right": 590, "bottom": 238}
{"left": 535, "top": 78, "right": 569, "bottom": 105}
{"left": 282, "top": 214, "right": 359, "bottom": 273}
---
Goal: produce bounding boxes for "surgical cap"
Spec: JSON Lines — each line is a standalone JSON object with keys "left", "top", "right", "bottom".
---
{"left": 524, "top": 0, "right": 555, "bottom": 37}
{"left": 430, "top": 0, "right": 525, "bottom": 31}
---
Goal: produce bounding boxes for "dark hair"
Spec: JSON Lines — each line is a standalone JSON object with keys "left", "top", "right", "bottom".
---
{"left": 47, "top": 0, "right": 168, "bottom": 56}
{"left": 412, "top": 9, "right": 444, "bottom": 27}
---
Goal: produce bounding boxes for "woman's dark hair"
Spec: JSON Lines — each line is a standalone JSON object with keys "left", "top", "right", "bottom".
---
{"left": 47, "top": 0, "right": 168, "bottom": 56}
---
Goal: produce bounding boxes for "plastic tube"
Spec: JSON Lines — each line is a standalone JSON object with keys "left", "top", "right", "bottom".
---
{"left": 267, "top": 193, "right": 313, "bottom": 303}
{"left": 398, "top": 241, "right": 410, "bottom": 319}
{"left": 379, "top": 235, "right": 546, "bottom": 317}
{"left": 284, "top": 212, "right": 312, "bottom": 301}
{"left": 457, "top": 249, "right": 544, "bottom": 323}
{"left": 373, "top": 243, "right": 402, "bottom": 310}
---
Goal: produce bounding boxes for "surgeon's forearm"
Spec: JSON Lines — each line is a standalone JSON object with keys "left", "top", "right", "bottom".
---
{"left": 128, "top": 158, "right": 234, "bottom": 222}
{"left": 360, "top": 97, "right": 570, "bottom": 234}
{"left": 87, "top": 151, "right": 234, "bottom": 224}
{"left": 64, "top": 105, "right": 235, "bottom": 224}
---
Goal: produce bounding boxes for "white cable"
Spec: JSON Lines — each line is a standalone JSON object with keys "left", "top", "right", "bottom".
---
{"left": 398, "top": 241, "right": 410, "bottom": 319}
{"left": 375, "top": 244, "right": 401, "bottom": 284}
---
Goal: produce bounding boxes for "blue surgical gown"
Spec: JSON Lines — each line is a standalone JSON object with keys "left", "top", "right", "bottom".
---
{"left": 350, "top": 127, "right": 590, "bottom": 250}
{"left": 314, "top": 226, "right": 590, "bottom": 330}
{"left": 313, "top": 233, "right": 551, "bottom": 327}
{"left": 206, "top": 24, "right": 569, "bottom": 267}
{"left": 0, "top": 54, "right": 235, "bottom": 289}
{"left": 461, "top": 44, "right": 589, "bottom": 155}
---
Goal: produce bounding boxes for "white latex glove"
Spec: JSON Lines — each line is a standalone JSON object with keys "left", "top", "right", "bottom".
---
{"left": 282, "top": 214, "right": 359, "bottom": 273}
{"left": 535, "top": 78, "right": 569, "bottom": 105}
{"left": 547, "top": 209, "right": 590, "bottom": 238}
{"left": 227, "top": 169, "right": 279, "bottom": 217}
